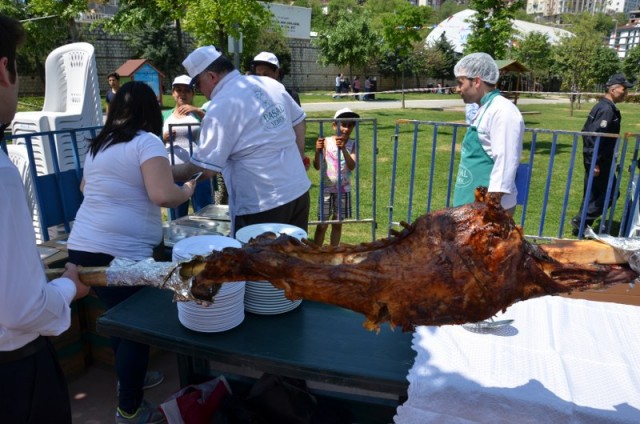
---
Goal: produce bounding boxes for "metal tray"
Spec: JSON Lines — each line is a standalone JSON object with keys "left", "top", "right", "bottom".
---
{"left": 194, "top": 204, "right": 230, "bottom": 221}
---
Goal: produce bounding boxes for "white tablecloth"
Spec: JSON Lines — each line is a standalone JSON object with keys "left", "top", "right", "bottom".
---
{"left": 394, "top": 296, "right": 640, "bottom": 423}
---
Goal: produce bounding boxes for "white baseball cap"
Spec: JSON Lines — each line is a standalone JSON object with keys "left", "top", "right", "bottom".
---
{"left": 334, "top": 107, "right": 360, "bottom": 120}
{"left": 252, "top": 51, "right": 280, "bottom": 69}
{"left": 172, "top": 75, "right": 192, "bottom": 87}
{"left": 182, "top": 46, "right": 222, "bottom": 80}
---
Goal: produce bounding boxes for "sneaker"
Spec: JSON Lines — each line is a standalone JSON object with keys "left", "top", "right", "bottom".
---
{"left": 117, "top": 370, "right": 165, "bottom": 393}
{"left": 571, "top": 216, "right": 594, "bottom": 236}
{"left": 115, "top": 399, "right": 165, "bottom": 424}
{"left": 570, "top": 216, "right": 581, "bottom": 230}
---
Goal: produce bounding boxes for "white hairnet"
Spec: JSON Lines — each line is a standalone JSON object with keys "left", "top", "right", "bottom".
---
{"left": 454, "top": 53, "right": 500, "bottom": 85}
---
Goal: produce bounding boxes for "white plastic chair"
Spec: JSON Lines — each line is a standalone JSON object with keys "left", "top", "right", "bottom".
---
{"left": 6, "top": 145, "right": 45, "bottom": 242}
{"left": 11, "top": 42, "right": 102, "bottom": 174}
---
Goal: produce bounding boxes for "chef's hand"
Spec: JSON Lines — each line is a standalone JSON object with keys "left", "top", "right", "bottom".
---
{"left": 63, "top": 263, "right": 90, "bottom": 301}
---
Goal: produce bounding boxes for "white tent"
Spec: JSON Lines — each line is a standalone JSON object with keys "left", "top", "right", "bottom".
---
{"left": 426, "top": 9, "right": 573, "bottom": 54}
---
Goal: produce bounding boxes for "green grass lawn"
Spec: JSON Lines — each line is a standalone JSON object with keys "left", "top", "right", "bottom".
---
{"left": 15, "top": 93, "right": 640, "bottom": 245}
{"left": 304, "top": 102, "right": 640, "bottom": 244}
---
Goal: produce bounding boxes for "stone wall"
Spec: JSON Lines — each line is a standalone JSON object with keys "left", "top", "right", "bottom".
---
{"left": 19, "top": 26, "right": 415, "bottom": 96}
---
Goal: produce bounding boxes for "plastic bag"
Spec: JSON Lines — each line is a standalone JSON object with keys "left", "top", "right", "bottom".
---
{"left": 160, "top": 375, "right": 232, "bottom": 424}
{"left": 246, "top": 374, "right": 317, "bottom": 424}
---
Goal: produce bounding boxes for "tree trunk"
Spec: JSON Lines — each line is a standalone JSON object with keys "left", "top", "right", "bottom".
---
{"left": 176, "top": 19, "right": 183, "bottom": 55}
{"left": 67, "top": 18, "right": 79, "bottom": 42}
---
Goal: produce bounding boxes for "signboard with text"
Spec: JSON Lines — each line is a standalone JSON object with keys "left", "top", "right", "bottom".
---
{"left": 261, "top": 2, "right": 311, "bottom": 40}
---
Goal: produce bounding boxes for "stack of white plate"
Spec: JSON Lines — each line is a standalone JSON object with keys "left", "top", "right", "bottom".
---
{"left": 235, "top": 223, "right": 307, "bottom": 315}
{"left": 172, "top": 235, "right": 245, "bottom": 332}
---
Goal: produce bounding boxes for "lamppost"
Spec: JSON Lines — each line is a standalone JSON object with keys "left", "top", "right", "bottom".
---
{"left": 395, "top": 25, "right": 422, "bottom": 109}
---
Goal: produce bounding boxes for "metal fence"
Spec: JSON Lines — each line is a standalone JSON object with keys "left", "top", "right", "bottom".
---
{"left": 387, "top": 120, "right": 640, "bottom": 241}
{"left": 4, "top": 121, "right": 640, "bottom": 243}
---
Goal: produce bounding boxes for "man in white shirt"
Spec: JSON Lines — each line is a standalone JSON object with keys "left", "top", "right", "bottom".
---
{"left": 452, "top": 52, "right": 524, "bottom": 212}
{"left": 0, "top": 15, "right": 89, "bottom": 423}
{"left": 173, "top": 46, "right": 311, "bottom": 235}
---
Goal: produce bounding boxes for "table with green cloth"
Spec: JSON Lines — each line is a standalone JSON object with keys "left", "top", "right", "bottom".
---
{"left": 96, "top": 287, "right": 415, "bottom": 405}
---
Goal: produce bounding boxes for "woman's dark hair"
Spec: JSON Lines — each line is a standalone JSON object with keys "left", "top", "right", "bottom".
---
{"left": 89, "top": 81, "right": 162, "bottom": 157}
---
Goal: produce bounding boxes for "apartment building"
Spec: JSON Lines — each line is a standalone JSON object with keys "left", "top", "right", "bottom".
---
{"left": 527, "top": 0, "right": 640, "bottom": 19}
{"left": 609, "top": 9, "right": 640, "bottom": 57}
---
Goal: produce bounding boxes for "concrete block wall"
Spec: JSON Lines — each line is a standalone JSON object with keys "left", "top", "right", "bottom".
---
{"left": 18, "top": 26, "right": 414, "bottom": 97}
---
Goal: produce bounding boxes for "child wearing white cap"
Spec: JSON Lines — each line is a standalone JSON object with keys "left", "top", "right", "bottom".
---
{"left": 162, "top": 74, "right": 204, "bottom": 165}
{"left": 251, "top": 51, "right": 301, "bottom": 107}
{"left": 313, "top": 108, "right": 359, "bottom": 246}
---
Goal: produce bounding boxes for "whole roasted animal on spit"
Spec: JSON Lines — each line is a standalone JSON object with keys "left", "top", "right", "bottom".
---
{"left": 46, "top": 188, "right": 637, "bottom": 331}
{"left": 190, "top": 188, "right": 637, "bottom": 331}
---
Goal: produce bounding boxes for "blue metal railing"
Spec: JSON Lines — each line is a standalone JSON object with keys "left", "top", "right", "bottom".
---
{"left": 389, "top": 120, "right": 640, "bottom": 240}
{"left": 4, "top": 121, "right": 639, "bottom": 244}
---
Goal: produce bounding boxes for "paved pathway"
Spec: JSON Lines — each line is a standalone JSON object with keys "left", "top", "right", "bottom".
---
{"left": 302, "top": 95, "right": 569, "bottom": 113}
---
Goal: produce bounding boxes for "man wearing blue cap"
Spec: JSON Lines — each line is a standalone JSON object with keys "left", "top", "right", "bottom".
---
{"left": 571, "top": 73, "right": 634, "bottom": 235}
{"left": 173, "top": 46, "right": 310, "bottom": 235}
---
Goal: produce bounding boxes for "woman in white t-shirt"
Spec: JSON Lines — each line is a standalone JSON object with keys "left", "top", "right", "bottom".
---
{"left": 67, "top": 81, "right": 197, "bottom": 423}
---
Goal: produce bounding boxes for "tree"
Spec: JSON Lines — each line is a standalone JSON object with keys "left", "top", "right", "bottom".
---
{"left": 377, "top": 2, "right": 430, "bottom": 91}
{"left": 431, "top": 33, "right": 457, "bottom": 84}
{"left": 464, "top": 0, "right": 524, "bottom": 59}
{"left": 590, "top": 45, "right": 621, "bottom": 87}
{"left": 513, "top": 32, "right": 553, "bottom": 90}
{"left": 183, "top": 0, "right": 271, "bottom": 50}
{"left": 322, "top": 0, "right": 360, "bottom": 30}
{"left": 108, "top": 0, "right": 272, "bottom": 66}
{"left": 552, "top": 13, "right": 617, "bottom": 93}
{"left": 623, "top": 45, "right": 640, "bottom": 83}
{"left": 430, "top": 0, "right": 466, "bottom": 26}
{"left": 313, "top": 11, "right": 380, "bottom": 82}
{"left": 363, "top": 0, "right": 410, "bottom": 32}
{"left": 129, "top": 23, "right": 182, "bottom": 89}
{"left": 27, "top": 0, "right": 89, "bottom": 42}
{"left": 103, "top": 1, "right": 181, "bottom": 50}
{"left": 1, "top": 2, "right": 71, "bottom": 82}
{"left": 286, "top": 0, "right": 326, "bottom": 31}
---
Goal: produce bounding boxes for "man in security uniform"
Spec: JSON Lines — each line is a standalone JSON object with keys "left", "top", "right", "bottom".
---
{"left": 452, "top": 53, "right": 524, "bottom": 212}
{"left": 571, "top": 73, "right": 633, "bottom": 235}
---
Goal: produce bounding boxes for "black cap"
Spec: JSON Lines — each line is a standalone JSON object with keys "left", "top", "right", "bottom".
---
{"left": 606, "top": 73, "right": 634, "bottom": 88}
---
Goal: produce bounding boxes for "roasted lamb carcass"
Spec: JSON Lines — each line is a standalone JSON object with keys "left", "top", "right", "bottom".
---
{"left": 189, "top": 188, "right": 637, "bottom": 331}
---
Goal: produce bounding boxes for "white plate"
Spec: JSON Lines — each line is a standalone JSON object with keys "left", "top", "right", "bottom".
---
{"left": 245, "top": 300, "right": 302, "bottom": 315}
{"left": 172, "top": 235, "right": 241, "bottom": 261}
{"left": 235, "top": 223, "right": 307, "bottom": 244}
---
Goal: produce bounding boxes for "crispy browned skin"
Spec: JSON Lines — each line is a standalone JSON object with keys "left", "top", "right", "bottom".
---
{"left": 191, "top": 188, "right": 637, "bottom": 331}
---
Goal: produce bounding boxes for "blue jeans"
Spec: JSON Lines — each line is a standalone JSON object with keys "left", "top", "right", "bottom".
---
{"left": 67, "top": 250, "right": 149, "bottom": 414}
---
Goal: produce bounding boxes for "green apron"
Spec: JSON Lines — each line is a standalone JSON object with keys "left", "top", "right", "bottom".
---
{"left": 453, "top": 90, "right": 501, "bottom": 206}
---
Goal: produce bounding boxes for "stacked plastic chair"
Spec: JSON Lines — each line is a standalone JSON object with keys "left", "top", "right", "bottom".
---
{"left": 11, "top": 42, "right": 102, "bottom": 175}
{"left": 10, "top": 42, "right": 102, "bottom": 241}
